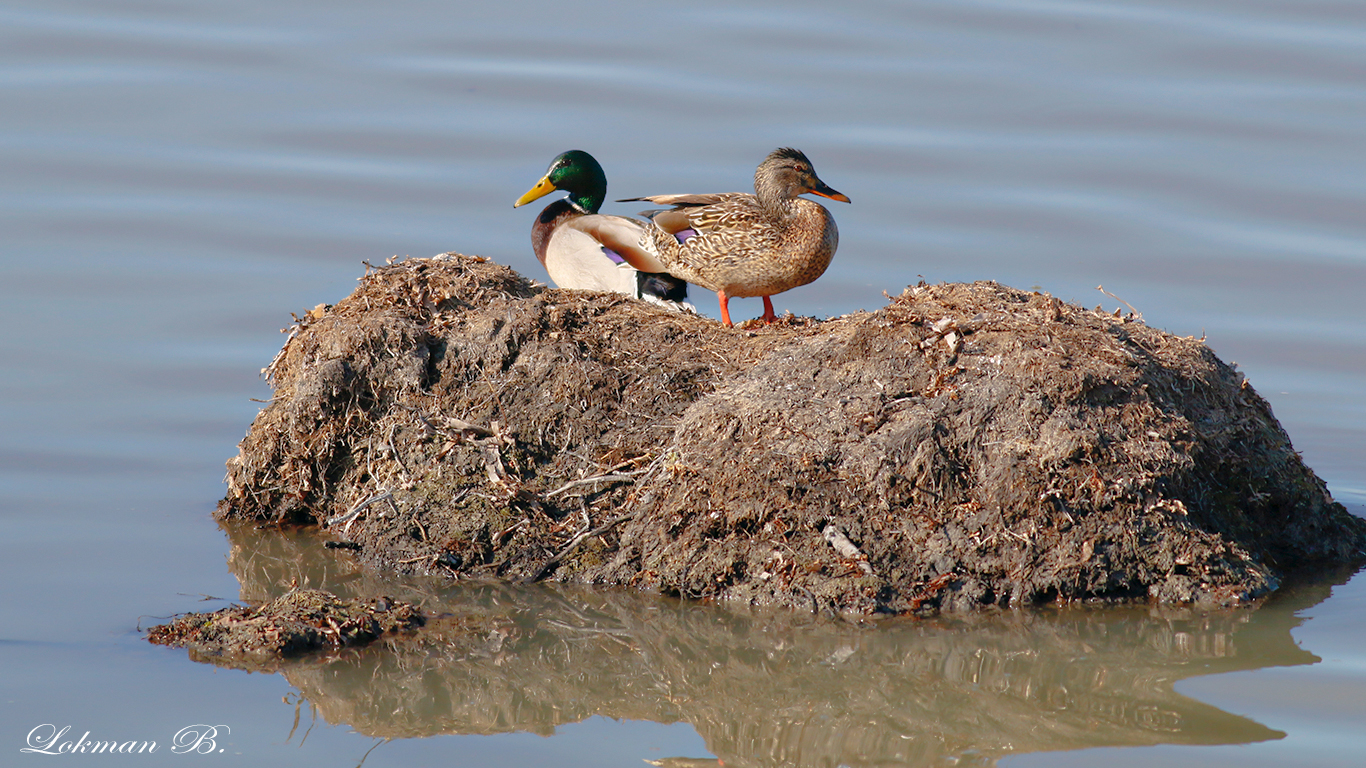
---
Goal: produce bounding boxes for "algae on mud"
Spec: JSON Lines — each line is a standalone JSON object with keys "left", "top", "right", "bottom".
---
{"left": 216, "top": 253, "right": 1366, "bottom": 614}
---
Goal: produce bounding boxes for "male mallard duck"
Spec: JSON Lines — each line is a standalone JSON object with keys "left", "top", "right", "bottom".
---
{"left": 616, "top": 147, "right": 849, "bottom": 326}
{"left": 513, "top": 150, "right": 690, "bottom": 308}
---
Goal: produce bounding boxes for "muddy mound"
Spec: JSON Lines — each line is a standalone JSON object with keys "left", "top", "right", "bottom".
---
{"left": 147, "top": 589, "right": 424, "bottom": 668}
{"left": 217, "top": 253, "right": 1366, "bottom": 614}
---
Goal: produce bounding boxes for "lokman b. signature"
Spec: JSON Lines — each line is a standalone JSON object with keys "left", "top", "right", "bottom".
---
{"left": 21, "top": 724, "right": 231, "bottom": 755}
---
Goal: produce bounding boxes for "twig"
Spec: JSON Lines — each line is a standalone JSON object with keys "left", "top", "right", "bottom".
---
{"left": 325, "top": 491, "right": 394, "bottom": 533}
{"left": 495, "top": 519, "right": 528, "bottom": 544}
{"left": 386, "top": 424, "right": 411, "bottom": 484}
{"left": 440, "top": 416, "right": 496, "bottom": 439}
{"left": 822, "top": 524, "right": 875, "bottom": 576}
{"left": 522, "top": 452, "right": 669, "bottom": 582}
{"left": 479, "top": 440, "right": 510, "bottom": 485}
{"left": 1096, "top": 285, "right": 1142, "bottom": 320}
{"left": 545, "top": 470, "right": 646, "bottom": 498}
{"left": 523, "top": 511, "right": 637, "bottom": 583}
{"left": 625, "top": 452, "right": 671, "bottom": 509}
{"left": 542, "top": 619, "right": 634, "bottom": 640}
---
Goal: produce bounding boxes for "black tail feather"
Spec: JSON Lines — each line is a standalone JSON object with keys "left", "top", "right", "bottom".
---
{"left": 636, "top": 271, "right": 689, "bottom": 303}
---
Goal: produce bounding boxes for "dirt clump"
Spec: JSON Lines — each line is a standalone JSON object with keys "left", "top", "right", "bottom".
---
{"left": 147, "top": 588, "right": 424, "bottom": 667}
{"left": 216, "top": 253, "right": 1366, "bottom": 614}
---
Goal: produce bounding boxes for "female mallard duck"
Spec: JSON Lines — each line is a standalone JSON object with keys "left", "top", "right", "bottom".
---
{"left": 513, "top": 150, "right": 690, "bottom": 308}
{"left": 616, "top": 147, "right": 850, "bottom": 327}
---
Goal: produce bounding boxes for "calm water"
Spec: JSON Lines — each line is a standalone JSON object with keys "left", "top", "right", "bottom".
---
{"left": 2, "top": 0, "right": 1364, "bottom": 766}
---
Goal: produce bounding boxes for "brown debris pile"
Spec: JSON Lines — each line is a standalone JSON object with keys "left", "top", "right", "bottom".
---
{"left": 147, "top": 588, "right": 424, "bottom": 667}
{"left": 216, "top": 253, "right": 1366, "bottom": 614}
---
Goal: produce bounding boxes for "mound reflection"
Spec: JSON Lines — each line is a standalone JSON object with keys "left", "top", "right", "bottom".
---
{"left": 213, "top": 521, "right": 1336, "bottom": 767}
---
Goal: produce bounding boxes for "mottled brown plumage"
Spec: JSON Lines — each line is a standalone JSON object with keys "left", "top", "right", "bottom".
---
{"left": 617, "top": 147, "right": 850, "bottom": 326}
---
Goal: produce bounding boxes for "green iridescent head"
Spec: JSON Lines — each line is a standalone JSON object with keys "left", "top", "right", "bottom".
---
{"left": 513, "top": 150, "right": 609, "bottom": 214}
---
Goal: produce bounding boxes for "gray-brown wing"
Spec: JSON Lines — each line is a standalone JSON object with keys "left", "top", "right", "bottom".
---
{"left": 620, "top": 193, "right": 734, "bottom": 207}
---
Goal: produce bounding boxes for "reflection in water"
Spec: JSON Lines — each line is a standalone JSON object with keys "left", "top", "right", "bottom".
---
{"left": 218, "top": 521, "right": 1341, "bottom": 767}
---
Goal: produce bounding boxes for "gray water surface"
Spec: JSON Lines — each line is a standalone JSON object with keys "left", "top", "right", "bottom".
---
{"left": 2, "top": 0, "right": 1364, "bottom": 765}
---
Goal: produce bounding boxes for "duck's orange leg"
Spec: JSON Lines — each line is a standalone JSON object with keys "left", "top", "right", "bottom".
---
{"left": 718, "top": 289, "right": 734, "bottom": 327}
{"left": 760, "top": 296, "right": 778, "bottom": 323}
